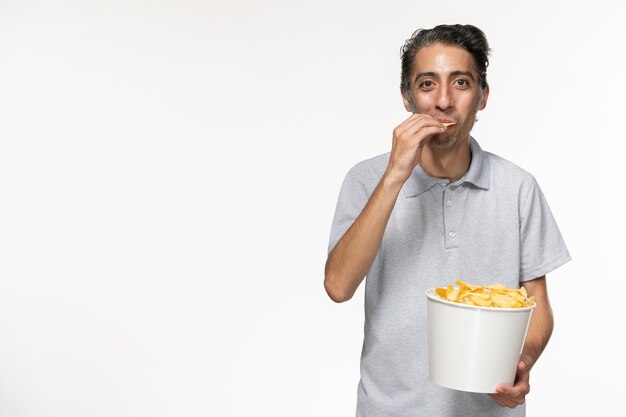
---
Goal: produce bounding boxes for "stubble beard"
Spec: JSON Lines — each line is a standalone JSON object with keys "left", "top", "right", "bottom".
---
{"left": 427, "top": 113, "right": 476, "bottom": 150}
{"left": 408, "top": 90, "right": 483, "bottom": 151}
{"left": 410, "top": 100, "right": 480, "bottom": 151}
{"left": 427, "top": 131, "right": 461, "bottom": 150}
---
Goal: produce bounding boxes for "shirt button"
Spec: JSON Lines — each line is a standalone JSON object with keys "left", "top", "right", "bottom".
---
{"left": 449, "top": 231, "right": 456, "bottom": 239}
{"left": 446, "top": 200, "right": 452, "bottom": 207}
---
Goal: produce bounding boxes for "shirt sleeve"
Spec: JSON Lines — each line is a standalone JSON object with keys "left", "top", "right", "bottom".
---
{"left": 519, "top": 178, "right": 571, "bottom": 281}
{"left": 328, "top": 161, "right": 376, "bottom": 253}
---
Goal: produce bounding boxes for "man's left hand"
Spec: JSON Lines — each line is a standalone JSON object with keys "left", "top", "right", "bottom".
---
{"left": 489, "top": 354, "right": 533, "bottom": 408}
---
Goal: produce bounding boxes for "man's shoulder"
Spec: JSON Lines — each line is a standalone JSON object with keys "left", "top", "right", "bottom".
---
{"left": 483, "top": 150, "right": 536, "bottom": 187}
{"left": 345, "top": 152, "right": 390, "bottom": 181}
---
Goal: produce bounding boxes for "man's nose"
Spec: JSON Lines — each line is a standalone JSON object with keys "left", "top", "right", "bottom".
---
{"left": 436, "top": 86, "right": 453, "bottom": 111}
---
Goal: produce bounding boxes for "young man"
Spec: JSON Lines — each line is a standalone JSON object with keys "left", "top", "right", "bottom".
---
{"left": 325, "top": 24, "right": 570, "bottom": 416}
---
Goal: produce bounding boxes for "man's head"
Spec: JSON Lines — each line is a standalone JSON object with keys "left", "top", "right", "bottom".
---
{"left": 401, "top": 25, "right": 490, "bottom": 99}
{"left": 400, "top": 24, "right": 491, "bottom": 149}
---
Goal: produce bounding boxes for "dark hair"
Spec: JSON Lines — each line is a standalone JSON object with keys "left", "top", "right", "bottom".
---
{"left": 400, "top": 24, "right": 490, "bottom": 98}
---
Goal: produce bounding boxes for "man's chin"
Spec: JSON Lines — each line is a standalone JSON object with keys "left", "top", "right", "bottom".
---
{"left": 428, "top": 134, "right": 458, "bottom": 150}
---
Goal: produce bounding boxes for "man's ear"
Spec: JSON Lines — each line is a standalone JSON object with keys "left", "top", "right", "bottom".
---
{"left": 478, "top": 84, "right": 490, "bottom": 110}
{"left": 402, "top": 90, "right": 414, "bottom": 113}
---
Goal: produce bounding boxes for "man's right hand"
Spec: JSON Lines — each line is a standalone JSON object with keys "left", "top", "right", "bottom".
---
{"left": 324, "top": 114, "right": 447, "bottom": 303}
{"left": 384, "top": 114, "right": 447, "bottom": 184}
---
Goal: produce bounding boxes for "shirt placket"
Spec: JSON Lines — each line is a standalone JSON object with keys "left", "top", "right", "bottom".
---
{"left": 443, "top": 184, "right": 459, "bottom": 249}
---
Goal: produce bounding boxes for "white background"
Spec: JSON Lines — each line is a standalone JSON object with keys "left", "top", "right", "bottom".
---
{"left": 0, "top": 0, "right": 624, "bottom": 416}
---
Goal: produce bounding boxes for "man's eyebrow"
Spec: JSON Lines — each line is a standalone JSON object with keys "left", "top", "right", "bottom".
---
{"left": 414, "top": 70, "right": 476, "bottom": 83}
{"left": 450, "top": 70, "right": 475, "bottom": 80}
{"left": 414, "top": 72, "right": 437, "bottom": 82}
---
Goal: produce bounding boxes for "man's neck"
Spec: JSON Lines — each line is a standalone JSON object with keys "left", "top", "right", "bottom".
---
{"left": 420, "top": 138, "right": 472, "bottom": 183}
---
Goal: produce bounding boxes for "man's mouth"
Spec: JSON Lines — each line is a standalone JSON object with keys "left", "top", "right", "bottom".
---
{"left": 436, "top": 119, "right": 457, "bottom": 128}
{"left": 435, "top": 117, "right": 456, "bottom": 125}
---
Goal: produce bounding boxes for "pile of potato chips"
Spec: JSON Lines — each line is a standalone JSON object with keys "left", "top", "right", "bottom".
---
{"left": 435, "top": 280, "right": 535, "bottom": 308}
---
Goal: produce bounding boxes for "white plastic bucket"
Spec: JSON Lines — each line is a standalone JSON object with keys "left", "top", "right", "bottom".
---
{"left": 425, "top": 288, "right": 535, "bottom": 393}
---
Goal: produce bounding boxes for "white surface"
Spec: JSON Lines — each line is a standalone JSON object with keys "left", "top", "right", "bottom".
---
{"left": 0, "top": 0, "right": 624, "bottom": 416}
{"left": 426, "top": 290, "right": 534, "bottom": 393}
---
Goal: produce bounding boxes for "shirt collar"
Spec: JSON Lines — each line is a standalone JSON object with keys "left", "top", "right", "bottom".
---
{"left": 401, "top": 136, "right": 491, "bottom": 198}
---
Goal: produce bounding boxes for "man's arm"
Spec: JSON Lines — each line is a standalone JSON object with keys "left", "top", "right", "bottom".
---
{"left": 324, "top": 114, "right": 447, "bottom": 303}
{"left": 324, "top": 175, "right": 403, "bottom": 303}
{"left": 489, "top": 276, "right": 554, "bottom": 408}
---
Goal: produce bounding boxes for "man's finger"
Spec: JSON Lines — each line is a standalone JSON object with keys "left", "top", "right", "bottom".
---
{"left": 519, "top": 361, "right": 527, "bottom": 371}
{"left": 495, "top": 384, "right": 522, "bottom": 398}
{"left": 495, "top": 385, "right": 513, "bottom": 395}
{"left": 518, "top": 355, "right": 533, "bottom": 372}
{"left": 495, "top": 384, "right": 527, "bottom": 406}
{"left": 395, "top": 113, "right": 428, "bottom": 132}
{"left": 410, "top": 125, "right": 447, "bottom": 144}
{"left": 489, "top": 393, "right": 518, "bottom": 409}
{"left": 405, "top": 118, "right": 445, "bottom": 136}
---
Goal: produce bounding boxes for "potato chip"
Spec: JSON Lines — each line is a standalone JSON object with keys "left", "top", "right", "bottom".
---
{"left": 434, "top": 280, "right": 535, "bottom": 308}
{"left": 435, "top": 287, "right": 448, "bottom": 299}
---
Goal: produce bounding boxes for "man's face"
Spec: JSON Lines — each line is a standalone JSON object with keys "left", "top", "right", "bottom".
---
{"left": 403, "top": 43, "right": 489, "bottom": 150}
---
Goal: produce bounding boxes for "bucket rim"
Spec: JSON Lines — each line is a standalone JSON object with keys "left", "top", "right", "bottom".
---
{"left": 425, "top": 288, "right": 536, "bottom": 312}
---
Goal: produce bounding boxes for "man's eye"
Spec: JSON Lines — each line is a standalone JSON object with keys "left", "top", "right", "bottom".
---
{"left": 455, "top": 79, "right": 469, "bottom": 87}
{"left": 420, "top": 81, "right": 434, "bottom": 88}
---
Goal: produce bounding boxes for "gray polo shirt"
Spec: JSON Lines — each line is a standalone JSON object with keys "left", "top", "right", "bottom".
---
{"left": 328, "top": 137, "right": 571, "bottom": 417}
